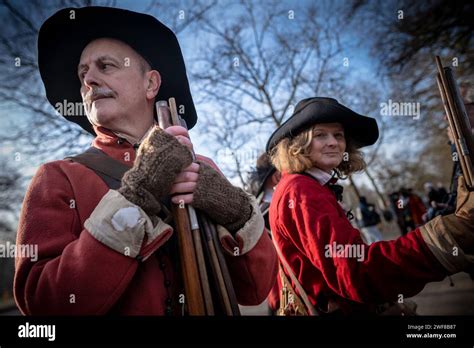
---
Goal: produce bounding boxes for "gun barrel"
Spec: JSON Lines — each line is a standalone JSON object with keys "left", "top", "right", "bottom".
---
{"left": 435, "top": 56, "right": 474, "bottom": 189}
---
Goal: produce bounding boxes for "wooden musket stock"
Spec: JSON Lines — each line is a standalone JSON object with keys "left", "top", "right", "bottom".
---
{"left": 156, "top": 100, "right": 206, "bottom": 315}
{"left": 156, "top": 99, "right": 240, "bottom": 316}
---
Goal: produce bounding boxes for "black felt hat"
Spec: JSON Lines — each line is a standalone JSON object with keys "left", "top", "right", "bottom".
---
{"left": 248, "top": 152, "right": 277, "bottom": 197}
{"left": 266, "top": 97, "right": 379, "bottom": 152}
{"left": 38, "top": 6, "right": 198, "bottom": 135}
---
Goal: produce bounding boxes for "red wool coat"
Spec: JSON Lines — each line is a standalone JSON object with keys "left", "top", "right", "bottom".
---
{"left": 14, "top": 126, "right": 277, "bottom": 315}
{"left": 268, "top": 173, "right": 448, "bottom": 314}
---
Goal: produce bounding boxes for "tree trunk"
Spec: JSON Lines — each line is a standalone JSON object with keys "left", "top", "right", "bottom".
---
{"left": 365, "top": 168, "right": 388, "bottom": 210}
{"left": 348, "top": 175, "right": 361, "bottom": 200}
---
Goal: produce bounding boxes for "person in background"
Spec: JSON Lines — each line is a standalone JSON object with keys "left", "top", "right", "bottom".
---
{"left": 406, "top": 188, "right": 426, "bottom": 227}
{"left": 247, "top": 153, "right": 281, "bottom": 230}
{"left": 247, "top": 152, "right": 282, "bottom": 314}
{"left": 356, "top": 196, "right": 382, "bottom": 244}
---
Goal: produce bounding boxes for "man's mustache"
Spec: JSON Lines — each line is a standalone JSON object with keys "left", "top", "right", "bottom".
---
{"left": 84, "top": 87, "right": 115, "bottom": 104}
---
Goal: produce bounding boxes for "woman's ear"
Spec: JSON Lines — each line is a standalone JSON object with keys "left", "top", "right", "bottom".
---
{"left": 146, "top": 70, "right": 161, "bottom": 100}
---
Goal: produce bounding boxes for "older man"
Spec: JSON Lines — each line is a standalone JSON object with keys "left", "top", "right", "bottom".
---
{"left": 14, "top": 6, "right": 277, "bottom": 315}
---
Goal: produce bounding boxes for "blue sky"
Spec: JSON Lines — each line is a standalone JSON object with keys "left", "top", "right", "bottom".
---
{"left": 0, "top": 0, "right": 401, "bottom": 197}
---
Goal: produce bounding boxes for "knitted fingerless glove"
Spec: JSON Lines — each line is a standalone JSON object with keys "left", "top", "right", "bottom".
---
{"left": 118, "top": 127, "right": 193, "bottom": 216}
{"left": 192, "top": 161, "right": 252, "bottom": 233}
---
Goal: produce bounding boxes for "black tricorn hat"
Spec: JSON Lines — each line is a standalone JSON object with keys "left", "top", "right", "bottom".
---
{"left": 38, "top": 6, "right": 198, "bottom": 135}
{"left": 266, "top": 97, "right": 379, "bottom": 152}
{"left": 247, "top": 152, "right": 277, "bottom": 198}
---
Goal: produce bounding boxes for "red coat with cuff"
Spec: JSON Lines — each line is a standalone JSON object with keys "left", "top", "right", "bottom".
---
{"left": 14, "top": 126, "right": 278, "bottom": 315}
{"left": 268, "top": 173, "right": 448, "bottom": 314}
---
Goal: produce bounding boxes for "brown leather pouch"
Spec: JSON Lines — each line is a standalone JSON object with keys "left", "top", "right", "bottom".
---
{"left": 276, "top": 265, "right": 309, "bottom": 316}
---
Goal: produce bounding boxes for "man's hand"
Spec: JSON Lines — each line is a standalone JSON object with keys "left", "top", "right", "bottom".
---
{"left": 170, "top": 162, "right": 200, "bottom": 205}
{"left": 164, "top": 126, "right": 194, "bottom": 152}
{"left": 164, "top": 125, "right": 200, "bottom": 205}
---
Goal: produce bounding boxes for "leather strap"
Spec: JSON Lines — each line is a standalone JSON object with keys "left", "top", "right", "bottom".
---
{"left": 65, "top": 147, "right": 130, "bottom": 189}
{"left": 270, "top": 229, "right": 318, "bottom": 316}
{"left": 65, "top": 147, "right": 172, "bottom": 222}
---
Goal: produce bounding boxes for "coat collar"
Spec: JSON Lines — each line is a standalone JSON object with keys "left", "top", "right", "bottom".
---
{"left": 112, "top": 122, "right": 157, "bottom": 147}
{"left": 305, "top": 167, "right": 335, "bottom": 186}
{"left": 303, "top": 167, "right": 343, "bottom": 202}
{"left": 91, "top": 126, "right": 137, "bottom": 167}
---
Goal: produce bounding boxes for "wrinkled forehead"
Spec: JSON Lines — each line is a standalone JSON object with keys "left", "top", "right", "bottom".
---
{"left": 79, "top": 37, "right": 139, "bottom": 64}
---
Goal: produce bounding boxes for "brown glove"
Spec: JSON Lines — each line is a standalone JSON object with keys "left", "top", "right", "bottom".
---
{"left": 118, "top": 126, "right": 193, "bottom": 216}
{"left": 420, "top": 175, "right": 474, "bottom": 272}
{"left": 192, "top": 161, "right": 252, "bottom": 233}
{"left": 438, "top": 175, "right": 474, "bottom": 252}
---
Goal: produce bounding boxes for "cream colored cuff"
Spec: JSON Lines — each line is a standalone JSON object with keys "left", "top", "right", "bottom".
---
{"left": 85, "top": 189, "right": 172, "bottom": 259}
{"left": 218, "top": 193, "right": 264, "bottom": 256}
{"left": 419, "top": 216, "right": 472, "bottom": 273}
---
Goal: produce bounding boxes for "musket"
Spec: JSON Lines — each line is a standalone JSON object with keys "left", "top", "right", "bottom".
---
{"left": 156, "top": 98, "right": 240, "bottom": 315}
{"left": 156, "top": 99, "right": 209, "bottom": 315}
{"left": 200, "top": 214, "right": 240, "bottom": 315}
{"left": 435, "top": 56, "right": 474, "bottom": 189}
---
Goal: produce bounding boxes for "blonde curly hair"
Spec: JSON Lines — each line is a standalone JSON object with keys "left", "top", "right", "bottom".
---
{"left": 269, "top": 125, "right": 366, "bottom": 178}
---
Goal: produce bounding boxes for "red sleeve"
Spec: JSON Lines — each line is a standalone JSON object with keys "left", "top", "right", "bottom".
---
{"left": 14, "top": 163, "right": 138, "bottom": 315}
{"left": 280, "top": 180, "right": 447, "bottom": 304}
{"left": 224, "top": 230, "right": 278, "bottom": 306}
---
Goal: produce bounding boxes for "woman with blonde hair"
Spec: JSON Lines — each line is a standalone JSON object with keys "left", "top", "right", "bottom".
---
{"left": 267, "top": 97, "right": 474, "bottom": 315}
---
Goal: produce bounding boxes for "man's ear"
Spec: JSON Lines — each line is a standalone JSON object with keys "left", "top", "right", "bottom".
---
{"left": 145, "top": 70, "right": 161, "bottom": 101}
